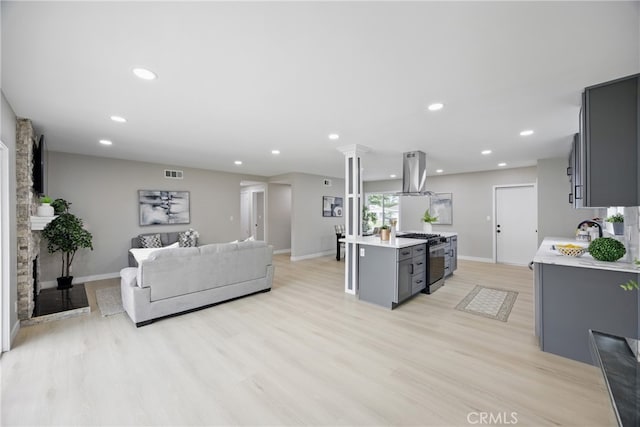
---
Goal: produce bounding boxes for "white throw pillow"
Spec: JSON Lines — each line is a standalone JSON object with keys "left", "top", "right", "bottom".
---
{"left": 130, "top": 242, "right": 179, "bottom": 264}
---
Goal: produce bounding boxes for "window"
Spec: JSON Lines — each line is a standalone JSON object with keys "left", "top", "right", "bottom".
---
{"left": 364, "top": 193, "right": 399, "bottom": 231}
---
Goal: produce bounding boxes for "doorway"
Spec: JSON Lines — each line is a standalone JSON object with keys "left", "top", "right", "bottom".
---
{"left": 1, "top": 141, "right": 9, "bottom": 352}
{"left": 494, "top": 184, "right": 537, "bottom": 265}
{"left": 240, "top": 182, "right": 266, "bottom": 241}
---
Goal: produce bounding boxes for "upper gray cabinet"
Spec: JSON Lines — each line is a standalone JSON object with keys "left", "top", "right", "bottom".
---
{"left": 575, "top": 74, "right": 639, "bottom": 208}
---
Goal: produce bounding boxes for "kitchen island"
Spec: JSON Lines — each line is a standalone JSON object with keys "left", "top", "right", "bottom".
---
{"left": 533, "top": 237, "right": 639, "bottom": 364}
{"left": 343, "top": 235, "right": 429, "bottom": 309}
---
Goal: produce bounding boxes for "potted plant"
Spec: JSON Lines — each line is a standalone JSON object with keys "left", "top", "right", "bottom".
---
{"left": 42, "top": 199, "right": 93, "bottom": 290}
{"left": 421, "top": 209, "right": 438, "bottom": 233}
{"left": 36, "top": 195, "right": 55, "bottom": 217}
{"left": 606, "top": 213, "right": 624, "bottom": 235}
{"left": 51, "top": 198, "right": 71, "bottom": 215}
{"left": 380, "top": 224, "right": 391, "bottom": 241}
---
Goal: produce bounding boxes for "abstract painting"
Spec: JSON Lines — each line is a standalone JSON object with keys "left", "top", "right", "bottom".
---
{"left": 139, "top": 190, "right": 190, "bottom": 226}
{"left": 322, "top": 196, "right": 343, "bottom": 217}
{"left": 430, "top": 192, "right": 452, "bottom": 225}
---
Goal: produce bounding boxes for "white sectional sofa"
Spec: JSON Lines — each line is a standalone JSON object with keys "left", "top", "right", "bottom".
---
{"left": 120, "top": 240, "right": 274, "bottom": 326}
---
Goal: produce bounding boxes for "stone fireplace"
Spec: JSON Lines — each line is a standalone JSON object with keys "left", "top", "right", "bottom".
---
{"left": 16, "top": 118, "right": 41, "bottom": 320}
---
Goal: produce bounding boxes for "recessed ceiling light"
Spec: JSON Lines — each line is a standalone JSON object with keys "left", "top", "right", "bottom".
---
{"left": 110, "top": 115, "right": 127, "bottom": 123}
{"left": 520, "top": 129, "right": 534, "bottom": 136}
{"left": 390, "top": 174, "right": 397, "bottom": 178}
{"left": 436, "top": 169, "right": 443, "bottom": 173}
{"left": 99, "top": 139, "right": 112, "bottom": 146}
{"left": 271, "top": 150, "right": 280, "bottom": 155}
{"left": 498, "top": 162, "right": 507, "bottom": 167}
{"left": 481, "top": 150, "right": 492, "bottom": 155}
{"left": 427, "top": 103, "right": 444, "bottom": 111}
{"left": 132, "top": 67, "right": 157, "bottom": 80}
{"left": 234, "top": 160, "right": 242, "bottom": 165}
{"left": 328, "top": 133, "right": 340, "bottom": 140}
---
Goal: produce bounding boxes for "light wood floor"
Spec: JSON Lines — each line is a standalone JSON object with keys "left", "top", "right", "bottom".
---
{"left": 1, "top": 256, "right": 616, "bottom": 426}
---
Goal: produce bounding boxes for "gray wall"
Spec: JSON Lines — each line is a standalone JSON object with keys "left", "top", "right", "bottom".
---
{"left": 271, "top": 172, "right": 344, "bottom": 260}
{"left": 365, "top": 166, "right": 538, "bottom": 260}
{"left": 1, "top": 91, "right": 18, "bottom": 342}
{"left": 537, "top": 157, "right": 604, "bottom": 244}
{"left": 267, "top": 183, "right": 291, "bottom": 252}
{"left": 40, "top": 152, "right": 266, "bottom": 283}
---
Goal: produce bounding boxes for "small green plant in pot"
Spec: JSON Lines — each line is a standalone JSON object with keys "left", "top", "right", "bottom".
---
{"left": 42, "top": 199, "right": 93, "bottom": 290}
{"left": 606, "top": 213, "right": 624, "bottom": 235}
{"left": 588, "top": 237, "right": 626, "bottom": 262}
{"left": 421, "top": 209, "right": 438, "bottom": 233}
{"left": 36, "top": 195, "right": 55, "bottom": 216}
{"left": 379, "top": 224, "right": 391, "bottom": 241}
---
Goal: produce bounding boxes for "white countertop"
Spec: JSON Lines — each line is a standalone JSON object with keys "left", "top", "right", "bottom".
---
{"left": 533, "top": 237, "right": 639, "bottom": 274}
{"left": 341, "top": 235, "right": 429, "bottom": 249}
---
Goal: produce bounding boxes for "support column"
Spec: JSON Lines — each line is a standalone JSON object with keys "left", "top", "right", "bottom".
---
{"left": 337, "top": 144, "right": 370, "bottom": 294}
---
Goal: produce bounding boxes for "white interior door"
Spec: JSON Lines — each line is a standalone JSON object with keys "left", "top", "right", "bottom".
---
{"left": 240, "top": 191, "right": 251, "bottom": 239}
{"left": 495, "top": 184, "right": 537, "bottom": 265}
{"left": 252, "top": 191, "right": 265, "bottom": 241}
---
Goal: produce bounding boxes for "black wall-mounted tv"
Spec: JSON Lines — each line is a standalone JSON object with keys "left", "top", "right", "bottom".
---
{"left": 32, "top": 135, "right": 47, "bottom": 196}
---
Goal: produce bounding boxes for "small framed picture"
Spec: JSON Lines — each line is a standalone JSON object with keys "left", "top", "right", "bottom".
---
{"left": 322, "top": 196, "right": 343, "bottom": 217}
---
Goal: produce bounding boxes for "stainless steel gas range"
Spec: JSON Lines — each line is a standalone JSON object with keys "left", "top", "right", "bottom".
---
{"left": 397, "top": 232, "right": 447, "bottom": 293}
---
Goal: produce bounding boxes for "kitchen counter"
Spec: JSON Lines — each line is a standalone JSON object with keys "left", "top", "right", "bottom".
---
{"left": 341, "top": 235, "right": 428, "bottom": 249}
{"left": 533, "top": 237, "right": 638, "bottom": 273}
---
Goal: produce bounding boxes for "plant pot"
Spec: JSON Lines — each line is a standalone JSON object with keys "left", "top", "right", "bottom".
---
{"left": 613, "top": 222, "right": 624, "bottom": 235}
{"left": 56, "top": 276, "right": 73, "bottom": 290}
{"left": 380, "top": 229, "right": 390, "bottom": 241}
{"left": 423, "top": 222, "right": 433, "bottom": 233}
{"left": 37, "top": 203, "right": 54, "bottom": 217}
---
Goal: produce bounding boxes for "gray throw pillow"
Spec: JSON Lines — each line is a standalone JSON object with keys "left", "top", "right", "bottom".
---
{"left": 139, "top": 234, "right": 162, "bottom": 248}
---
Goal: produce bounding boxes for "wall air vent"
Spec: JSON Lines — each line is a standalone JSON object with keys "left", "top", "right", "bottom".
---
{"left": 323, "top": 179, "right": 332, "bottom": 187}
{"left": 164, "top": 169, "right": 184, "bottom": 179}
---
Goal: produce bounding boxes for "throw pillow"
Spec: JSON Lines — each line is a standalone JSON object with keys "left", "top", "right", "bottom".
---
{"left": 178, "top": 232, "right": 197, "bottom": 247}
{"left": 139, "top": 234, "right": 162, "bottom": 248}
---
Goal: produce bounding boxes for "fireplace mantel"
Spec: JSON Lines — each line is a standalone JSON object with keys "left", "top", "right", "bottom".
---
{"left": 30, "top": 216, "right": 57, "bottom": 231}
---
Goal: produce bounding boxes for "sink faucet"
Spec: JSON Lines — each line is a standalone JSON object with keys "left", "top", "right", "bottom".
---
{"left": 577, "top": 220, "right": 602, "bottom": 238}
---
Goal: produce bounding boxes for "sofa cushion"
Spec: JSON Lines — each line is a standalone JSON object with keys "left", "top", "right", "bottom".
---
{"left": 148, "top": 247, "right": 199, "bottom": 261}
{"left": 129, "top": 242, "right": 179, "bottom": 264}
{"left": 139, "top": 234, "right": 162, "bottom": 248}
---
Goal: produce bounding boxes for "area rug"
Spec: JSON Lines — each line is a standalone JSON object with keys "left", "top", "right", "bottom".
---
{"left": 455, "top": 285, "right": 518, "bottom": 322}
{"left": 95, "top": 286, "right": 125, "bottom": 317}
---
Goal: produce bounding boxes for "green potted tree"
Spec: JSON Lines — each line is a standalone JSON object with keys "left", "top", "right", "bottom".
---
{"left": 421, "top": 209, "right": 438, "bottom": 233}
{"left": 42, "top": 199, "right": 93, "bottom": 290}
{"left": 606, "top": 213, "right": 624, "bottom": 235}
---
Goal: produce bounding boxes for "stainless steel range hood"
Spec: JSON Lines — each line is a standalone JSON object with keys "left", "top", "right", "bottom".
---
{"left": 396, "top": 151, "right": 435, "bottom": 196}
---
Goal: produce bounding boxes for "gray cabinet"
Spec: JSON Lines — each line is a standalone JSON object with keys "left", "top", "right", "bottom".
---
{"left": 358, "top": 243, "right": 426, "bottom": 309}
{"left": 577, "top": 74, "right": 639, "bottom": 207}
{"left": 534, "top": 262, "right": 639, "bottom": 365}
{"left": 444, "top": 236, "right": 458, "bottom": 277}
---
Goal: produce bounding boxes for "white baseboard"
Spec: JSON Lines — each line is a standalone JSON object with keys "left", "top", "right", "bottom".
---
{"left": 10, "top": 320, "right": 20, "bottom": 348}
{"left": 273, "top": 248, "right": 291, "bottom": 255}
{"left": 290, "top": 250, "right": 334, "bottom": 262}
{"left": 458, "top": 255, "right": 494, "bottom": 263}
{"left": 40, "top": 272, "right": 121, "bottom": 289}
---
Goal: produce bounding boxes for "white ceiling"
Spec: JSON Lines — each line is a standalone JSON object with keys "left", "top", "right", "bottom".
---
{"left": 2, "top": 1, "right": 639, "bottom": 181}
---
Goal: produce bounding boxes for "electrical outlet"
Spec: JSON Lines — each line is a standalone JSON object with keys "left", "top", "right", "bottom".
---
{"left": 360, "top": 248, "right": 365, "bottom": 257}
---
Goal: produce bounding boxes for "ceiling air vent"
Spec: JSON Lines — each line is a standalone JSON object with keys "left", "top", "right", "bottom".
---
{"left": 164, "top": 169, "right": 184, "bottom": 179}
{"left": 323, "top": 179, "right": 332, "bottom": 187}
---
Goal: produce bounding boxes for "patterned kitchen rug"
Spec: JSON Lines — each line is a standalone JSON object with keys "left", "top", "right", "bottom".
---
{"left": 455, "top": 285, "right": 518, "bottom": 322}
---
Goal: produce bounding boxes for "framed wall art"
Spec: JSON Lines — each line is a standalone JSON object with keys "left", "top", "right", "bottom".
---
{"left": 322, "top": 196, "right": 343, "bottom": 217}
{"left": 430, "top": 193, "right": 452, "bottom": 225}
{"left": 139, "top": 190, "right": 190, "bottom": 226}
